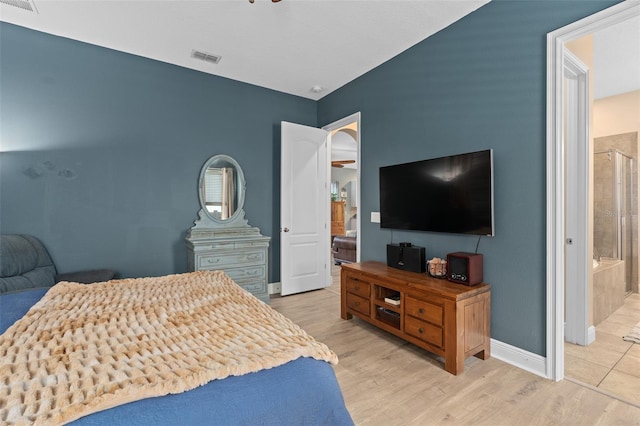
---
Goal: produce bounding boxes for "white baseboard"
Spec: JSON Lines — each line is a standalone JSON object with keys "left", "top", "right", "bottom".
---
{"left": 587, "top": 325, "right": 596, "bottom": 345}
{"left": 491, "top": 338, "right": 547, "bottom": 378}
{"left": 266, "top": 289, "right": 549, "bottom": 377}
{"left": 268, "top": 282, "right": 281, "bottom": 295}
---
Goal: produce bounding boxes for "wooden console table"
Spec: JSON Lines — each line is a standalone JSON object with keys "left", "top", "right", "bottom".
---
{"left": 341, "top": 261, "right": 491, "bottom": 375}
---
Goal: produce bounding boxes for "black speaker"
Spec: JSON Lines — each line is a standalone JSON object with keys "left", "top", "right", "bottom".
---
{"left": 387, "top": 243, "right": 425, "bottom": 273}
{"left": 446, "top": 252, "right": 483, "bottom": 285}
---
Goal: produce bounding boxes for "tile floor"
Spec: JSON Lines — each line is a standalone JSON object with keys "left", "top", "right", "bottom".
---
{"left": 565, "top": 293, "right": 640, "bottom": 406}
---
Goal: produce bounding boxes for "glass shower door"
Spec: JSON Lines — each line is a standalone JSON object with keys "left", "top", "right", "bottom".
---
{"left": 618, "top": 152, "right": 635, "bottom": 294}
{"left": 594, "top": 149, "right": 637, "bottom": 296}
{"left": 594, "top": 151, "right": 618, "bottom": 260}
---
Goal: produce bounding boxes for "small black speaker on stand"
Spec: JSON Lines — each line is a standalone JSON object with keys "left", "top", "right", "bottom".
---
{"left": 387, "top": 243, "right": 425, "bottom": 273}
{"left": 446, "top": 252, "right": 483, "bottom": 285}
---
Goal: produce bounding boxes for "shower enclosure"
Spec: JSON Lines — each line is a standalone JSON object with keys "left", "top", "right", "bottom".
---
{"left": 593, "top": 149, "right": 636, "bottom": 295}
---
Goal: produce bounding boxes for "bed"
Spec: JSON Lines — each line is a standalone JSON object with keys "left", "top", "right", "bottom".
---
{"left": 0, "top": 271, "right": 353, "bottom": 425}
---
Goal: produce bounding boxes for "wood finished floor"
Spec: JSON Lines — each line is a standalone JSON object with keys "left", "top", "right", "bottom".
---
{"left": 270, "top": 266, "right": 640, "bottom": 425}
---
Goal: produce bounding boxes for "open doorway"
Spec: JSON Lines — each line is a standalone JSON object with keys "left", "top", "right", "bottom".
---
{"left": 323, "top": 113, "right": 361, "bottom": 285}
{"left": 563, "top": 21, "right": 640, "bottom": 403}
{"left": 547, "top": 0, "right": 640, "bottom": 403}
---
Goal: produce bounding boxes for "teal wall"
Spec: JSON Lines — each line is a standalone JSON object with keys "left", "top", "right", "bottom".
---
{"left": 0, "top": 22, "right": 317, "bottom": 280}
{"left": 318, "top": 0, "right": 620, "bottom": 356}
{"left": 0, "top": 0, "right": 622, "bottom": 357}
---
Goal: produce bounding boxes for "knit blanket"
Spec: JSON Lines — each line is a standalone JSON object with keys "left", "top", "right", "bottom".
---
{"left": 0, "top": 271, "right": 338, "bottom": 425}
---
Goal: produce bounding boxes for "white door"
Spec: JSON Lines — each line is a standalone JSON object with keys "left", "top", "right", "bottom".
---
{"left": 280, "top": 121, "right": 330, "bottom": 295}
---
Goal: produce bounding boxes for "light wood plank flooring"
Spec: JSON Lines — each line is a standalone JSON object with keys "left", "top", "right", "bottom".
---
{"left": 270, "top": 266, "right": 640, "bottom": 425}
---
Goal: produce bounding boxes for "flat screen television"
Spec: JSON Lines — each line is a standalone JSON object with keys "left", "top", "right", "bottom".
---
{"left": 379, "top": 149, "right": 494, "bottom": 236}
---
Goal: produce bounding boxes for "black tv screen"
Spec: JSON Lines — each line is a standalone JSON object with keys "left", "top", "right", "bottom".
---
{"left": 379, "top": 149, "right": 494, "bottom": 236}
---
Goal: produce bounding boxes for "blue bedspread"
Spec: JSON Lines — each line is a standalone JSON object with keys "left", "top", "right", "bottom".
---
{"left": 0, "top": 288, "right": 354, "bottom": 426}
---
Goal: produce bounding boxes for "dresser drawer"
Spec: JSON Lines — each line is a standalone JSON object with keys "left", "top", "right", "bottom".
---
{"left": 205, "top": 240, "right": 269, "bottom": 250}
{"left": 198, "top": 250, "right": 266, "bottom": 269}
{"left": 238, "top": 280, "right": 267, "bottom": 295}
{"left": 346, "top": 293, "right": 370, "bottom": 316}
{"left": 345, "top": 276, "right": 370, "bottom": 298}
{"left": 404, "top": 316, "right": 443, "bottom": 348}
{"left": 224, "top": 265, "right": 266, "bottom": 282}
{"left": 405, "top": 296, "right": 443, "bottom": 326}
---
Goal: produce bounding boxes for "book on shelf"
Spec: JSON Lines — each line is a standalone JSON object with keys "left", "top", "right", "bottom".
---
{"left": 384, "top": 295, "right": 400, "bottom": 306}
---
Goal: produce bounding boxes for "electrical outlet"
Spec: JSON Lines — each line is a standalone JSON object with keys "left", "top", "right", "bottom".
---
{"left": 371, "top": 212, "right": 381, "bottom": 223}
{"left": 268, "top": 282, "right": 281, "bottom": 295}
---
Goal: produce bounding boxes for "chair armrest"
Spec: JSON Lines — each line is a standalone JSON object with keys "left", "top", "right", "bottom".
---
{"left": 55, "top": 269, "right": 116, "bottom": 284}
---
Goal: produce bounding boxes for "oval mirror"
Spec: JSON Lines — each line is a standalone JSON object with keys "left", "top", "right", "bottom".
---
{"left": 198, "top": 154, "right": 246, "bottom": 223}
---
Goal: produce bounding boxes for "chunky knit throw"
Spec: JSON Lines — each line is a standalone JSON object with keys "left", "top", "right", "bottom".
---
{"left": 0, "top": 270, "right": 337, "bottom": 425}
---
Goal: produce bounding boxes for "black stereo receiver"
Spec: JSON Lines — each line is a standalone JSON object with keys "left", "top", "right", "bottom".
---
{"left": 387, "top": 243, "right": 425, "bottom": 273}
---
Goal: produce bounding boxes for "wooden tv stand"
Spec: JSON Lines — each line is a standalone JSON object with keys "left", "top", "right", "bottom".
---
{"left": 341, "top": 261, "right": 491, "bottom": 375}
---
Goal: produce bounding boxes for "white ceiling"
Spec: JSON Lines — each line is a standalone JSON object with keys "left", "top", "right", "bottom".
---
{"left": 593, "top": 15, "right": 640, "bottom": 99}
{"left": 331, "top": 130, "right": 357, "bottom": 168}
{"left": 0, "top": 0, "right": 490, "bottom": 100}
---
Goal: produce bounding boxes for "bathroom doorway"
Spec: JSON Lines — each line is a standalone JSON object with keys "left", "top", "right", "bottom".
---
{"left": 558, "top": 6, "right": 640, "bottom": 404}
{"left": 567, "top": 143, "right": 639, "bottom": 402}
{"left": 547, "top": 0, "right": 640, "bottom": 388}
{"left": 564, "top": 19, "right": 640, "bottom": 334}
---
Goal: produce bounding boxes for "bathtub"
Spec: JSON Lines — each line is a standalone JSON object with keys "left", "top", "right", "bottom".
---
{"left": 592, "top": 258, "right": 626, "bottom": 325}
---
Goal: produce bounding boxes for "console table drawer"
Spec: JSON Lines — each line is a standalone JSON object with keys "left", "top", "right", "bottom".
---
{"left": 404, "top": 316, "right": 443, "bottom": 348}
{"left": 345, "top": 277, "right": 370, "bottom": 298}
{"left": 346, "top": 293, "right": 370, "bottom": 316}
{"left": 198, "top": 251, "right": 265, "bottom": 269}
{"left": 405, "top": 297, "right": 443, "bottom": 326}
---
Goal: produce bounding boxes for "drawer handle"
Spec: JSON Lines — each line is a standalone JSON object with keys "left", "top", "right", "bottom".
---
{"left": 247, "top": 270, "right": 258, "bottom": 276}
{"left": 354, "top": 285, "right": 359, "bottom": 291}
{"left": 354, "top": 301, "right": 360, "bottom": 307}
{"left": 418, "top": 308, "right": 424, "bottom": 314}
{"left": 418, "top": 327, "right": 424, "bottom": 334}
{"left": 206, "top": 258, "right": 221, "bottom": 264}
{"left": 247, "top": 254, "right": 261, "bottom": 260}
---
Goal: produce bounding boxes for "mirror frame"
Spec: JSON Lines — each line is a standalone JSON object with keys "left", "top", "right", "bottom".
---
{"left": 197, "top": 154, "right": 246, "bottom": 225}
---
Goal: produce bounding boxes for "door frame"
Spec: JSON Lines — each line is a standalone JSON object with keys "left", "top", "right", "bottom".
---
{"left": 546, "top": 0, "right": 640, "bottom": 381}
{"left": 322, "top": 112, "right": 362, "bottom": 263}
{"left": 563, "top": 49, "right": 591, "bottom": 347}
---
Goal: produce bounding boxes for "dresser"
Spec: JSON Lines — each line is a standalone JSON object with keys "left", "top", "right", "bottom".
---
{"left": 187, "top": 154, "right": 271, "bottom": 304}
{"left": 331, "top": 200, "right": 346, "bottom": 237}
{"left": 187, "top": 227, "right": 270, "bottom": 304}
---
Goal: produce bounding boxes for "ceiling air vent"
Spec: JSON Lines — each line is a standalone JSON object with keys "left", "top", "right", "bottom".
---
{"left": 191, "top": 50, "right": 222, "bottom": 64}
{"left": 0, "top": 0, "right": 38, "bottom": 13}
